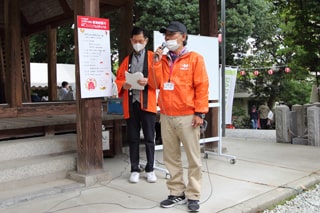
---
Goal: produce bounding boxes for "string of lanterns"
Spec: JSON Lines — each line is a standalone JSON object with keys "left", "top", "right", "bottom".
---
{"left": 239, "top": 66, "right": 291, "bottom": 76}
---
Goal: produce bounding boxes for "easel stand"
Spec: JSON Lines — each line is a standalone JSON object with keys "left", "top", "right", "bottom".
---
{"left": 202, "top": 102, "right": 236, "bottom": 164}
{"left": 202, "top": 138, "right": 236, "bottom": 164}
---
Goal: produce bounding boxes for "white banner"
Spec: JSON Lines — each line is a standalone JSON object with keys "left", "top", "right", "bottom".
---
{"left": 224, "top": 67, "right": 238, "bottom": 124}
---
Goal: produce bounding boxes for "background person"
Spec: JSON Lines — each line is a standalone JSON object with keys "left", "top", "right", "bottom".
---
{"left": 249, "top": 105, "right": 259, "bottom": 129}
{"left": 258, "top": 102, "right": 270, "bottom": 129}
{"left": 58, "top": 81, "right": 69, "bottom": 100}
{"left": 151, "top": 21, "right": 209, "bottom": 212}
{"left": 115, "top": 26, "right": 158, "bottom": 184}
{"left": 267, "top": 109, "right": 274, "bottom": 129}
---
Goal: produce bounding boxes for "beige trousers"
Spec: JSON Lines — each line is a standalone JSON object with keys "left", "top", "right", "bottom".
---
{"left": 160, "top": 114, "right": 202, "bottom": 200}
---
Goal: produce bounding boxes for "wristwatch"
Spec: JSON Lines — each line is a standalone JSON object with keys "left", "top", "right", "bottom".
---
{"left": 194, "top": 112, "right": 205, "bottom": 119}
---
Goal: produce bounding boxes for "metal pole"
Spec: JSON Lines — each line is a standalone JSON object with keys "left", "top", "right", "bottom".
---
{"left": 221, "top": 0, "right": 226, "bottom": 136}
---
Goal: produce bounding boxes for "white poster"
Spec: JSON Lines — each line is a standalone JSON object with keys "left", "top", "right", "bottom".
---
{"left": 224, "top": 67, "right": 237, "bottom": 124}
{"left": 77, "top": 16, "right": 112, "bottom": 98}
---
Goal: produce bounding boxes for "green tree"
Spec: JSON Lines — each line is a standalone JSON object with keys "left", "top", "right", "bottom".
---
{"left": 133, "top": 0, "right": 199, "bottom": 49}
{"left": 271, "top": 0, "right": 320, "bottom": 84}
{"left": 223, "top": 0, "right": 274, "bottom": 65}
{"left": 56, "top": 26, "right": 75, "bottom": 64}
{"left": 237, "top": 0, "right": 318, "bottom": 108}
{"left": 29, "top": 31, "right": 47, "bottom": 63}
{"left": 29, "top": 25, "right": 75, "bottom": 64}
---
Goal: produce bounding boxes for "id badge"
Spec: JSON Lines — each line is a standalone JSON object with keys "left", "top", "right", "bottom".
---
{"left": 164, "top": 82, "right": 174, "bottom": 90}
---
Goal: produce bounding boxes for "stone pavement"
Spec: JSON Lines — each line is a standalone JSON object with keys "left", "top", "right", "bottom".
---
{"left": 1, "top": 129, "right": 320, "bottom": 213}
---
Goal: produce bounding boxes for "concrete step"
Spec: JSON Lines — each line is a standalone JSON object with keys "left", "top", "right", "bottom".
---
{"left": 0, "top": 153, "right": 76, "bottom": 191}
{"left": 0, "top": 134, "right": 77, "bottom": 162}
{"left": 0, "top": 178, "right": 84, "bottom": 209}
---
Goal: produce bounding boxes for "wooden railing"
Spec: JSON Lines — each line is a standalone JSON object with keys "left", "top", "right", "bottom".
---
{"left": 0, "top": 101, "right": 126, "bottom": 156}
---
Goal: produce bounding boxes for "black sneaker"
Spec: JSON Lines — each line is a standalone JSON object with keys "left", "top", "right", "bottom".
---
{"left": 160, "top": 195, "right": 187, "bottom": 208}
{"left": 187, "top": 199, "right": 200, "bottom": 212}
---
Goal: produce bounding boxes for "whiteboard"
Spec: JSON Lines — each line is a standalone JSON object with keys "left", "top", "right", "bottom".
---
{"left": 153, "top": 31, "right": 220, "bottom": 101}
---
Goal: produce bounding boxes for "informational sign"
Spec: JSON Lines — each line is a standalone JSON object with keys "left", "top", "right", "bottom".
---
{"left": 77, "top": 16, "right": 112, "bottom": 98}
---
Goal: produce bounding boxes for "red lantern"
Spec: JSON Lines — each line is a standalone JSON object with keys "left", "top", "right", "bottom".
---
{"left": 240, "top": 70, "right": 245, "bottom": 76}
{"left": 253, "top": 70, "right": 259, "bottom": 76}
{"left": 285, "top": 67, "right": 291, "bottom": 73}
{"left": 268, "top": 69, "right": 273, "bottom": 75}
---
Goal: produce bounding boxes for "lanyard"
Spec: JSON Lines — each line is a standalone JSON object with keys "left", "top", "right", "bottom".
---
{"left": 167, "top": 47, "right": 187, "bottom": 82}
{"left": 168, "top": 61, "right": 174, "bottom": 83}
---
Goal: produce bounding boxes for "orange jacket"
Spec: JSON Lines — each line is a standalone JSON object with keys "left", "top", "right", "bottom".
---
{"left": 115, "top": 50, "right": 157, "bottom": 119}
{"left": 149, "top": 51, "right": 209, "bottom": 116}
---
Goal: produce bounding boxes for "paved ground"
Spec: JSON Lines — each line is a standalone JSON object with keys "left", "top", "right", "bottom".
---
{"left": 1, "top": 129, "right": 320, "bottom": 213}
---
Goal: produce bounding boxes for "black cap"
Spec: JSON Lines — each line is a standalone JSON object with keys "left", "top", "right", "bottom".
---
{"left": 159, "top": 21, "right": 187, "bottom": 34}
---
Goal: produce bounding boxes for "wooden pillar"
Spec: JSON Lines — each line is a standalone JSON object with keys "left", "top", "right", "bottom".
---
{"left": 199, "top": 0, "right": 219, "bottom": 37}
{"left": 22, "top": 36, "right": 32, "bottom": 102}
{"left": 47, "top": 26, "right": 58, "bottom": 101}
{"left": 4, "top": 0, "right": 22, "bottom": 107}
{"left": 119, "top": 0, "right": 133, "bottom": 62}
{"left": 0, "top": 35, "right": 5, "bottom": 103}
{"left": 73, "top": 0, "right": 103, "bottom": 175}
{"left": 199, "top": 0, "right": 219, "bottom": 149}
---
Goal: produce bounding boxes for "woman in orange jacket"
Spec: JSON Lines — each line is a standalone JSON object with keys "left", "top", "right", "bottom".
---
{"left": 115, "top": 27, "right": 158, "bottom": 184}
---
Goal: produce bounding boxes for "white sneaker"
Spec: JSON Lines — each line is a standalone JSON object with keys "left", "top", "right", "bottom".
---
{"left": 129, "top": 172, "right": 140, "bottom": 183}
{"left": 146, "top": 171, "right": 157, "bottom": 183}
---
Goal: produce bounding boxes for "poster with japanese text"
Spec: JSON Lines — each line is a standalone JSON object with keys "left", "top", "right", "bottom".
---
{"left": 77, "top": 16, "right": 112, "bottom": 98}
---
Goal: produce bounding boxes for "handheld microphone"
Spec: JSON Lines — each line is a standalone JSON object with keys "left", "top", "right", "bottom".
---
{"left": 160, "top": 42, "right": 166, "bottom": 50}
{"left": 154, "top": 42, "right": 166, "bottom": 60}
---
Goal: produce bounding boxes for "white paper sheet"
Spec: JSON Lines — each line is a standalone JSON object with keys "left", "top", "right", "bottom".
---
{"left": 125, "top": 71, "right": 144, "bottom": 90}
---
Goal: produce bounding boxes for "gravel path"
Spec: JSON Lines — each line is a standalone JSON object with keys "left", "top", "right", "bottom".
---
{"left": 263, "top": 183, "right": 320, "bottom": 213}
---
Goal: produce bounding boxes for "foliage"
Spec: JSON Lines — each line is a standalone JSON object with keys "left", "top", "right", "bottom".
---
{"left": 102, "top": 11, "right": 121, "bottom": 73}
{"left": 232, "top": 101, "right": 251, "bottom": 129}
{"left": 29, "top": 25, "right": 75, "bottom": 64}
{"left": 237, "top": 0, "right": 319, "bottom": 108}
{"left": 56, "top": 26, "right": 75, "bottom": 64}
{"left": 29, "top": 31, "right": 47, "bottom": 63}
{"left": 222, "top": 0, "right": 274, "bottom": 65}
{"left": 270, "top": 0, "right": 320, "bottom": 75}
{"left": 277, "top": 79, "right": 313, "bottom": 107}
{"left": 133, "top": 0, "right": 199, "bottom": 50}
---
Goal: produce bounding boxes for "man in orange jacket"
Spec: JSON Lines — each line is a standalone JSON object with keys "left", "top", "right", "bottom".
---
{"left": 115, "top": 26, "right": 158, "bottom": 184}
{"left": 150, "top": 21, "right": 209, "bottom": 212}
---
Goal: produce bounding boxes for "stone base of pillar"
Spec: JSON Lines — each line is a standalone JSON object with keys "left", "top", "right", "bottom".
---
{"left": 68, "top": 170, "right": 111, "bottom": 186}
{"left": 292, "top": 137, "right": 308, "bottom": 145}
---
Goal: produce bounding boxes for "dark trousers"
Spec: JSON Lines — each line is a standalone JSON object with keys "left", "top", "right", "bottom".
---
{"left": 126, "top": 101, "right": 156, "bottom": 172}
{"left": 260, "top": 118, "right": 268, "bottom": 129}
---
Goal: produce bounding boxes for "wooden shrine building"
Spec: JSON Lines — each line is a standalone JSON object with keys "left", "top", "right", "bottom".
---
{"left": 0, "top": 0, "right": 219, "bottom": 180}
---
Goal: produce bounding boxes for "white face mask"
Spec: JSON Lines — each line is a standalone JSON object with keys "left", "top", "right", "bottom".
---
{"left": 165, "top": 39, "right": 180, "bottom": 51}
{"left": 132, "top": 43, "right": 146, "bottom": 52}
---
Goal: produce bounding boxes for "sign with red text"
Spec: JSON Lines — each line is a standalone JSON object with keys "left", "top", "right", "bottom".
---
{"left": 77, "top": 16, "right": 112, "bottom": 98}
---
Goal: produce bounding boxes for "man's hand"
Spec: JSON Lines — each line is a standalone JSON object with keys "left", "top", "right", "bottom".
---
{"left": 192, "top": 115, "right": 203, "bottom": 128}
{"left": 154, "top": 46, "right": 164, "bottom": 62}
{"left": 137, "top": 77, "right": 148, "bottom": 86}
{"left": 122, "top": 82, "right": 132, "bottom": 90}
